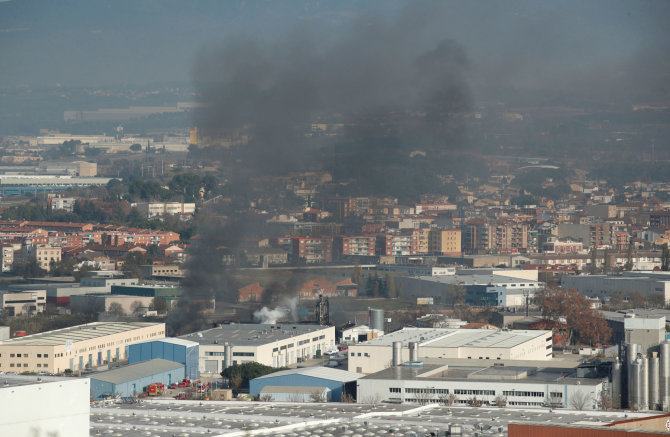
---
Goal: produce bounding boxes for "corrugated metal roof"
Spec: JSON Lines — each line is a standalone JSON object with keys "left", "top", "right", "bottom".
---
{"left": 253, "top": 366, "right": 363, "bottom": 383}
{"left": 0, "top": 322, "right": 164, "bottom": 346}
{"left": 89, "top": 359, "right": 183, "bottom": 384}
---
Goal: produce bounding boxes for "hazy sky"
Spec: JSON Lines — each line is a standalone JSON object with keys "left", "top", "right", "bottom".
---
{"left": 1, "top": 0, "right": 668, "bottom": 103}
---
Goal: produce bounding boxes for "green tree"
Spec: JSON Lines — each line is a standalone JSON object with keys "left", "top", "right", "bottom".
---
{"left": 129, "top": 143, "right": 142, "bottom": 152}
{"left": 624, "top": 243, "right": 634, "bottom": 271}
{"left": 108, "top": 303, "right": 125, "bottom": 316}
{"left": 221, "top": 362, "right": 283, "bottom": 392}
{"left": 13, "top": 259, "right": 47, "bottom": 278}
{"left": 662, "top": 244, "right": 670, "bottom": 271}
{"left": 351, "top": 264, "right": 363, "bottom": 286}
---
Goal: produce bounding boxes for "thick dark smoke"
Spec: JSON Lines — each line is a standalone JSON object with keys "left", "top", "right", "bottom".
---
{"left": 192, "top": 2, "right": 472, "bottom": 183}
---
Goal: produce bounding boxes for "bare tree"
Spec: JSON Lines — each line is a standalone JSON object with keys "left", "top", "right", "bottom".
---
{"left": 287, "top": 392, "right": 304, "bottom": 403}
{"left": 341, "top": 392, "right": 355, "bottom": 403}
{"left": 361, "top": 394, "right": 380, "bottom": 405}
{"left": 600, "top": 390, "right": 613, "bottom": 410}
{"left": 467, "top": 396, "right": 484, "bottom": 407}
{"left": 493, "top": 395, "right": 507, "bottom": 408}
{"left": 258, "top": 394, "right": 273, "bottom": 402}
{"left": 414, "top": 388, "right": 434, "bottom": 406}
{"left": 439, "top": 393, "right": 458, "bottom": 406}
{"left": 310, "top": 390, "right": 326, "bottom": 403}
{"left": 569, "top": 391, "right": 589, "bottom": 410}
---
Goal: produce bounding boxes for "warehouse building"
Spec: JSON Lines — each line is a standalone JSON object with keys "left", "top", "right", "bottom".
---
{"left": 128, "top": 337, "right": 199, "bottom": 380}
{"left": 348, "top": 327, "right": 553, "bottom": 374}
{"left": 0, "top": 321, "right": 165, "bottom": 373}
{"left": 0, "top": 375, "right": 89, "bottom": 437}
{"left": 356, "top": 358, "right": 604, "bottom": 409}
{"left": 181, "top": 323, "right": 335, "bottom": 373}
{"left": 562, "top": 271, "right": 670, "bottom": 304}
{"left": 89, "top": 358, "right": 185, "bottom": 399}
{"left": 250, "top": 366, "right": 363, "bottom": 402}
{"left": 397, "top": 270, "right": 543, "bottom": 308}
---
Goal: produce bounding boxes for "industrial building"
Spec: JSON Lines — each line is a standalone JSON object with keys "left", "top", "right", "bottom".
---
{"left": 249, "top": 367, "right": 363, "bottom": 402}
{"left": 89, "top": 358, "right": 185, "bottom": 399}
{"left": 180, "top": 323, "right": 335, "bottom": 373}
{"left": 356, "top": 357, "right": 604, "bottom": 409}
{"left": 0, "top": 322, "right": 165, "bottom": 373}
{"left": 69, "top": 294, "right": 154, "bottom": 315}
{"left": 128, "top": 337, "right": 199, "bottom": 380}
{"left": 602, "top": 310, "right": 667, "bottom": 354}
{"left": 348, "top": 327, "right": 553, "bottom": 374}
{"left": 396, "top": 268, "right": 543, "bottom": 308}
{"left": 6, "top": 277, "right": 138, "bottom": 306}
{"left": 0, "top": 375, "right": 89, "bottom": 437}
{"left": 111, "top": 284, "right": 185, "bottom": 309}
{"left": 0, "top": 289, "right": 46, "bottom": 315}
{"left": 562, "top": 271, "right": 670, "bottom": 304}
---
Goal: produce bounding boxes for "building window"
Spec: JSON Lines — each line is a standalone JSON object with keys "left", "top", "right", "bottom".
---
{"left": 37, "top": 354, "right": 42, "bottom": 358}
{"left": 389, "top": 388, "right": 401, "bottom": 393}
{"left": 10, "top": 354, "right": 14, "bottom": 358}
{"left": 44, "top": 354, "right": 48, "bottom": 358}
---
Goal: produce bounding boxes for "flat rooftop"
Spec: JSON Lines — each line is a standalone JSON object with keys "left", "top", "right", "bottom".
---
{"left": 0, "top": 322, "right": 163, "bottom": 347}
{"left": 87, "top": 399, "right": 656, "bottom": 437}
{"left": 416, "top": 274, "right": 542, "bottom": 287}
{"left": 362, "top": 361, "right": 600, "bottom": 386}
{"left": 180, "top": 323, "right": 330, "bottom": 347}
{"left": 357, "top": 327, "right": 551, "bottom": 349}
{"left": 90, "top": 359, "right": 183, "bottom": 385}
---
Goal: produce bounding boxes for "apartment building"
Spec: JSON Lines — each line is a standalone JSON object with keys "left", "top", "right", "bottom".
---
{"left": 428, "top": 228, "right": 462, "bottom": 255}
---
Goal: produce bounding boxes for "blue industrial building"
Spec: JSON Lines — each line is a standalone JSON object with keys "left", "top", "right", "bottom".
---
{"left": 128, "top": 338, "right": 199, "bottom": 380}
{"left": 465, "top": 284, "right": 509, "bottom": 307}
{"left": 89, "top": 358, "right": 185, "bottom": 399}
{"left": 249, "top": 367, "right": 362, "bottom": 402}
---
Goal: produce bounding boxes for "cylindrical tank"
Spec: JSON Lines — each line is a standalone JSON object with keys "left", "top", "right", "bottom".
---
{"left": 392, "top": 341, "right": 403, "bottom": 366}
{"left": 661, "top": 341, "right": 670, "bottom": 411}
{"left": 627, "top": 343, "right": 641, "bottom": 365}
{"left": 641, "top": 355, "right": 650, "bottom": 411}
{"left": 650, "top": 353, "right": 660, "bottom": 410}
{"left": 629, "top": 357, "right": 644, "bottom": 411}
{"left": 224, "top": 342, "right": 233, "bottom": 369}
{"left": 612, "top": 359, "right": 622, "bottom": 409}
{"left": 409, "top": 342, "right": 420, "bottom": 362}
{"left": 369, "top": 309, "right": 385, "bottom": 332}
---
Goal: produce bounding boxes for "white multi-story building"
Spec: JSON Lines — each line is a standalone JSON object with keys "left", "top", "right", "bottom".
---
{"left": 0, "top": 375, "right": 89, "bottom": 437}
{"left": 356, "top": 359, "right": 603, "bottom": 409}
{"left": 0, "top": 289, "right": 46, "bottom": 315}
{"left": 0, "top": 322, "right": 165, "bottom": 373}
{"left": 181, "top": 324, "right": 335, "bottom": 373}
{"left": 348, "top": 327, "right": 553, "bottom": 374}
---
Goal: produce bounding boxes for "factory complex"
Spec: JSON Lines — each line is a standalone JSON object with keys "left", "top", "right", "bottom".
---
{"left": 0, "top": 321, "right": 165, "bottom": 373}
{"left": 348, "top": 327, "right": 553, "bottom": 374}
{"left": 180, "top": 323, "right": 336, "bottom": 373}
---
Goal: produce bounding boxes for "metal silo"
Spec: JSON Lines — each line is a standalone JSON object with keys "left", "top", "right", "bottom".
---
{"left": 369, "top": 309, "right": 385, "bottom": 332}
{"left": 661, "top": 341, "right": 670, "bottom": 411}
{"left": 627, "top": 343, "right": 641, "bottom": 365}
{"left": 392, "top": 341, "right": 403, "bottom": 366}
{"left": 650, "top": 353, "right": 660, "bottom": 410}
{"left": 629, "top": 357, "right": 643, "bottom": 411}
{"left": 224, "top": 342, "right": 233, "bottom": 369}
{"left": 612, "top": 359, "right": 622, "bottom": 409}
{"left": 409, "top": 342, "right": 420, "bottom": 362}
{"left": 641, "top": 355, "right": 649, "bottom": 411}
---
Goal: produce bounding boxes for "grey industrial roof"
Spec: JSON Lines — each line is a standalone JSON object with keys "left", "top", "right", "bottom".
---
{"left": 416, "top": 274, "right": 542, "bottom": 287}
{"left": 89, "top": 359, "right": 183, "bottom": 384}
{"left": 358, "top": 327, "right": 550, "bottom": 348}
{"left": 362, "top": 362, "right": 601, "bottom": 386}
{"left": 0, "top": 322, "right": 163, "bottom": 346}
{"left": 253, "top": 366, "right": 363, "bottom": 383}
{"left": 180, "top": 323, "right": 330, "bottom": 346}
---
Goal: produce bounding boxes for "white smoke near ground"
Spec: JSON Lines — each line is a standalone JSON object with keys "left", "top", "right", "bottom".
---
{"left": 253, "top": 296, "right": 301, "bottom": 324}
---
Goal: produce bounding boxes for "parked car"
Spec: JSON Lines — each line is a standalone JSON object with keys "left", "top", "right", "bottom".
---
{"left": 168, "top": 383, "right": 178, "bottom": 389}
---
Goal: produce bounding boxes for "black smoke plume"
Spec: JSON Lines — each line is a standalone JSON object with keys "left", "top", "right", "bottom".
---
{"left": 192, "top": 2, "right": 472, "bottom": 191}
